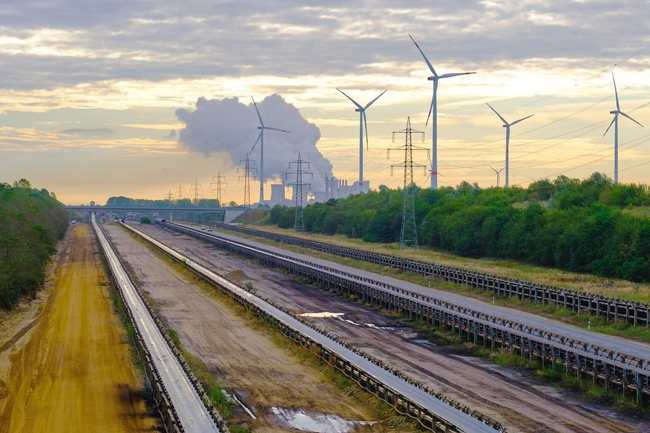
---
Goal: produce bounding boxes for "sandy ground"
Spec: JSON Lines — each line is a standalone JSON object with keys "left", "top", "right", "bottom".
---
{"left": 131, "top": 222, "right": 650, "bottom": 433}
{"left": 0, "top": 223, "right": 157, "bottom": 433}
{"left": 103, "top": 223, "right": 384, "bottom": 433}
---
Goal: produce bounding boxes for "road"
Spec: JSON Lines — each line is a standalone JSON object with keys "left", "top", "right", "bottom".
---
{"left": 0, "top": 223, "right": 157, "bottom": 433}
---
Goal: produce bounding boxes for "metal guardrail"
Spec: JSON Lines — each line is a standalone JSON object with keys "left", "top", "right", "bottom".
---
{"left": 208, "top": 223, "right": 650, "bottom": 328}
{"left": 164, "top": 222, "right": 650, "bottom": 404}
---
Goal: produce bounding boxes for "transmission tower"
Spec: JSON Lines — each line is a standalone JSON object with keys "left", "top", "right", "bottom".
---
{"left": 176, "top": 184, "right": 186, "bottom": 203}
{"left": 211, "top": 172, "right": 227, "bottom": 206}
{"left": 164, "top": 189, "right": 174, "bottom": 205}
{"left": 189, "top": 180, "right": 203, "bottom": 205}
{"left": 238, "top": 155, "right": 257, "bottom": 224}
{"left": 285, "top": 153, "right": 312, "bottom": 232}
{"left": 388, "top": 117, "right": 429, "bottom": 250}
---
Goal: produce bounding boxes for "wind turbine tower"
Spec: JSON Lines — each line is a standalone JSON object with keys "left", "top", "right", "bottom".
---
{"left": 337, "top": 88, "right": 386, "bottom": 191}
{"left": 486, "top": 103, "right": 534, "bottom": 187}
{"left": 409, "top": 34, "right": 475, "bottom": 190}
{"left": 603, "top": 73, "right": 644, "bottom": 184}
{"left": 250, "top": 96, "right": 290, "bottom": 204}
{"left": 490, "top": 166, "right": 505, "bottom": 188}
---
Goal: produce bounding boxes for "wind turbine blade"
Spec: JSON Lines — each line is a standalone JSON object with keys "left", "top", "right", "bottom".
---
{"left": 265, "top": 126, "right": 291, "bottom": 133}
{"left": 620, "top": 111, "right": 644, "bottom": 128}
{"left": 336, "top": 88, "right": 363, "bottom": 110}
{"left": 363, "top": 111, "right": 369, "bottom": 150}
{"left": 425, "top": 93, "right": 435, "bottom": 126}
{"left": 612, "top": 73, "right": 620, "bottom": 112}
{"left": 408, "top": 34, "right": 437, "bottom": 77}
{"left": 510, "top": 114, "right": 534, "bottom": 126}
{"left": 486, "top": 103, "right": 508, "bottom": 125}
{"left": 603, "top": 116, "right": 616, "bottom": 137}
{"left": 439, "top": 72, "right": 476, "bottom": 79}
{"left": 364, "top": 89, "right": 387, "bottom": 109}
{"left": 251, "top": 96, "right": 264, "bottom": 127}
{"left": 250, "top": 131, "right": 262, "bottom": 152}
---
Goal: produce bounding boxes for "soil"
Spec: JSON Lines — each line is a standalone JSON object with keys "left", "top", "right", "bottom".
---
{"left": 103, "top": 223, "right": 384, "bottom": 433}
{"left": 0, "top": 223, "right": 158, "bottom": 433}
{"left": 131, "top": 222, "right": 650, "bottom": 433}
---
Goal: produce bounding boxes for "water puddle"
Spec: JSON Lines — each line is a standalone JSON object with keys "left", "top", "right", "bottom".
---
{"left": 409, "top": 338, "right": 436, "bottom": 346}
{"left": 299, "top": 312, "right": 345, "bottom": 318}
{"left": 270, "top": 407, "right": 375, "bottom": 432}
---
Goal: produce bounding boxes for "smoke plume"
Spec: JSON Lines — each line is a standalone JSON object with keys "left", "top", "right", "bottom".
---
{"left": 175, "top": 94, "right": 332, "bottom": 190}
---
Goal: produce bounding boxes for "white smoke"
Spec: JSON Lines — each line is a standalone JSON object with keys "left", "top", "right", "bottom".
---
{"left": 175, "top": 94, "right": 332, "bottom": 191}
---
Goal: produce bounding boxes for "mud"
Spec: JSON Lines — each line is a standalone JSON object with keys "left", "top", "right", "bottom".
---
{"left": 0, "top": 223, "right": 157, "bottom": 433}
{"left": 132, "top": 222, "right": 650, "bottom": 433}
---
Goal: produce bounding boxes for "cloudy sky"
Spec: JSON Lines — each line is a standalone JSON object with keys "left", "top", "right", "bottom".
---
{"left": 1, "top": 0, "right": 650, "bottom": 205}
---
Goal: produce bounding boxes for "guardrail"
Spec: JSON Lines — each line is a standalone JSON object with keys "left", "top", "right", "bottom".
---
{"left": 204, "top": 223, "right": 650, "bottom": 328}
{"left": 164, "top": 222, "right": 650, "bottom": 404}
{"left": 129, "top": 222, "right": 501, "bottom": 432}
{"left": 93, "top": 217, "right": 225, "bottom": 432}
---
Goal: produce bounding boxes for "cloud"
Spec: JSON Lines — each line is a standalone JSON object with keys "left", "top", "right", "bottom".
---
{"left": 176, "top": 94, "right": 332, "bottom": 190}
{"left": 59, "top": 127, "right": 115, "bottom": 135}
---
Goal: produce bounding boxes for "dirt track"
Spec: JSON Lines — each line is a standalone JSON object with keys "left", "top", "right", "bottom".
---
{"left": 0, "top": 223, "right": 157, "bottom": 433}
{"left": 131, "top": 222, "right": 649, "bottom": 433}
{"left": 103, "top": 223, "right": 382, "bottom": 433}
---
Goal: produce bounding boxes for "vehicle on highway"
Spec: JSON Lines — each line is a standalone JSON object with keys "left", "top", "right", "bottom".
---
{"left": 200, "top": 225, "right": 206, "bottom": 231}
{"left": 207, "top": 228, "right": 213, "bottom": 232}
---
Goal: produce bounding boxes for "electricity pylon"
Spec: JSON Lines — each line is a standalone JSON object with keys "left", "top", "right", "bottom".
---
{"left": 238, "top": 155, "right": 257, "bottom": 224}
{"left": 211, "top": 172, "right": 227, "bottom": 207}
{"left": 285, "top": 153, "right": 312, "bottom": 232}
{"left": 388, "top": 117, "right": 429, "bottom": 250}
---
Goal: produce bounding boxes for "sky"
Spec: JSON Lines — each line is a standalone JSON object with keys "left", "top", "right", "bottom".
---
{"left": 1, "top": 0, "right": 650, "bottom": 205}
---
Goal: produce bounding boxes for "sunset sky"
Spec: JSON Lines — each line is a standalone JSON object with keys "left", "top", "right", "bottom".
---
{"left": 1, "top": 0, "right": 649, "bottom": 205}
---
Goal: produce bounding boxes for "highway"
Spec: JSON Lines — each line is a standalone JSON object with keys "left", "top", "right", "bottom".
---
{"left": 92, "top": 216, "right": 222, "bottom": 433}
{"left": 172, "top": 223, "right": 650, "bottom": 367}
{"left": 123, "top": 222, "right": 497, "bottom": 432}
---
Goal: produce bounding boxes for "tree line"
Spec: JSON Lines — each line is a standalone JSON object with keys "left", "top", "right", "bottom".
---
{"left": 268, "top": 173, "right": 650, "bottom": 283}
{"left": 0, "top": 179, "right": 69, "bottom": 309}
{"left": 106, "top": 196, "right": 239, "bottom": 207}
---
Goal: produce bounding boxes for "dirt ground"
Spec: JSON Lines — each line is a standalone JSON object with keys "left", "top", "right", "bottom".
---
{"left": 131, "top": 222, "right": 650, "bottom": 433}
{"left": 103, "top": 223, "right": 385, "bottom": 433}
{"left": 0, "top": 223, "right": 157, "bottom": 433}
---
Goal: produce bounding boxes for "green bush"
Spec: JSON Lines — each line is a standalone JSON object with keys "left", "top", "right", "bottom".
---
{"left": 0, "top": 180, "right": 68, "bottom": 309}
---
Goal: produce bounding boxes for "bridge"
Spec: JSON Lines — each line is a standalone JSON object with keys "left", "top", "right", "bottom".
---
{"left": 65, "top": 205, "right": 249, "bottom": 224}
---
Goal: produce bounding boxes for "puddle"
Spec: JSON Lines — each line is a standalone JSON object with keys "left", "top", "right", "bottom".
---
{"left": 299, "top": 312, "right": 345, "bottom": 318}
{"left": 409, "top": 338, "right": 436, "bottom": 345}
{"left": 270, "top": 407, "right": 375, "bottom": 432}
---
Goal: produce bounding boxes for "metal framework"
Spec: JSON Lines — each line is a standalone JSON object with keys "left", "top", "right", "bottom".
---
{"left": 285, "top": 153, "right": 312, "bottom": 232}
{"left": 189, "top": 180, "right": 203, "bottom": 205}
{"left": 238, "top": 155, "right": 257, "bottom": 224}
{"left": 389, "top": 117, "right": 428, "bottom": 249}
{"left": 211, "top": 172, "right": 227, "bottom": 207}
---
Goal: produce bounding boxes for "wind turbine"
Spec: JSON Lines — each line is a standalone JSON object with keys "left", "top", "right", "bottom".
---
{"left": 490, "top": 166, "right": 505, "bottom": 187}
{"left": 486, "top": 103, "right": 534, "bottom": 188}
{"left": 336, "top": 88, "right": 386, "bottom": 190}
{"left": 409, "top": 34, "right": 475, "bottom": 190}
{"left": 250, "top": 96, "right": 290, "bottom": 204}
{"left": 603, "top": 73, "right": 644, "bottom": 184}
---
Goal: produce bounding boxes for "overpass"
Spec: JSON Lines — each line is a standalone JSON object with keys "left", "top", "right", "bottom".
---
{"left": 65, "top": 205, "right": 249, "bottom": 224}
